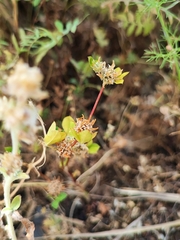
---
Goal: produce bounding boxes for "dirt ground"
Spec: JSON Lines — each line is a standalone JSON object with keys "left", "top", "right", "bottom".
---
{"left": 1, "top": 1, "right": 180, "bottom": 240}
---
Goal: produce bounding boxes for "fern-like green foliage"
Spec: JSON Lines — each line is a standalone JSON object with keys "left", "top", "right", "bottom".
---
{"left": 144, "top": 30, "right": 180, "bottom": 70}
{"left": 93, "top": 27, "right": 109, "bottom": 47}
{"left": 142, "top": 0, "right": 180, "bottom": 80}
{"left": 79, "top": 0, "right": 156, "bottom": 36}
{"left": 11, "top": 18, "right": 80, "bottom": 64}
{"left": 116, "top": 4, "right": 156, "bottom": 36}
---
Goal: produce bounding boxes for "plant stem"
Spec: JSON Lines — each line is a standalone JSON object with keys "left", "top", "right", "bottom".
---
{"left": 88, "top": 85, "right": 104, "bottom": 121}
{"left": 3, "top": 176, "right": 17, "bottom": 240}
{"left": 3, "top": 129, "right": 20, "bottom": 239}
{"left": 11, "top": 130, "right": 19, "bottom": 155}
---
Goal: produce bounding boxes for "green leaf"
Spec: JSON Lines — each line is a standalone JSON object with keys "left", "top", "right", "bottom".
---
{"left": 34, "top": 52, "right": 46, "bottom": 65}
{"left": 54, "top": 20, "right": 64, "bottom": 32}
{"left": 34, "top": 40, "right": 56, "bottom": 64}
{"left": 88, "top": 56, "right": 95, "bottom": 68}
{"left": 119, "top": 13, "right": 128, "bottom": 28}
{"left": 10, "top": 195, "right": 21, "bottom": 211}
{"left": 70, "top": 59, "right": 93, "bottom": 78}
{"left": 70, "top": 18, "right": 80, "bottom": 33}
{"left": 4, "top": 146, "right": 21, "bottom": 154}
{"left": 93, "top": 27, "right": 108, "bottom": 47}
{"left": 11, "top": 34, "right": 19, "bottom": 53}
{"left": 32, "top": 0, "right": 41, "bottom": 7}
{"left": 75, "top": 130, "right": 93, "bottom": 144}
{"left": 114, "top": 70, "right": 129, "bottom": 84}
{"left": 135, "top": 24, "right": 143, "bottom": 36}
{"left": 88, "top": 142, "right": 100, "bottom": 154}
{"left": 62, "top": 116, "right": 75, "bottom": 134}
{"left": 51, "top": 192, "right": 68, "bottom": 209}
{"left": 4, "top": 146, "right": 13, "bottom": 152}
{"left": 88, "top": 56, "right": 101, "bottom": 73}
{"left": 19, "top": 28, "right": 27, "bottom": 49}
{"left": 44, "top": 122, "right": 66, "bottom": 146}
{"left": 38, "top": 27, "right": 54, "bottom": 39}
{"left": 1, "top": 207, "right": 12, "bottom": 215}
{"left": 0, "top": 40, "right": 8, "bottom": 46}
{"left": 127, "top": 24, "right": 135, "bottom": 36}
{"left": 63, "top": 21, "right": 72, "bottom": 35}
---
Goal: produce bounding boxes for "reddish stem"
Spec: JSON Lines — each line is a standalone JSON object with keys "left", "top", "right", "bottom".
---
{"left": 88, "top": 85, "right": 105, "bottom": 121}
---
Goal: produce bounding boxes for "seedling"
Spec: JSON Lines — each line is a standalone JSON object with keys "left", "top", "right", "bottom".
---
{"left": 0, "top": 57, "right": 128, "bottom": 239}
{"left": 44, "top": 56, "right": 129, "bottom": 164}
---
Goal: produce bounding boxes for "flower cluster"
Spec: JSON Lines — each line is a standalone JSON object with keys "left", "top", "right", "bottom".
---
{"left": 0, "top": 61, "right": 48, "bottom": 240}
{"left": 88, "top": 56, "right": 129, "bottom": 87}
{"left": 44, "top": 56, "right": 128, "bottom": 162}
{"left": 74, "top": 115, "right": 98, "bottom": 134}
{"left": 0, "top": 97, "right": 37, "bottom": 141}
{"left": 47, "top": 179, "right": 65, "bottom": 196}
{"left": 56, "top": 137, "right": 76, "bottom": 158}
{"left": 6, "top": 60, "right": 48, "bottom": 102}
{"left": 0, "top": 153, "right": 22, "bottom": 176}
{"left": 44, "top": 115, "right": 99, "bottom": 159}
{"left": 0, "top": 61, "right": 48, "bottom": 144}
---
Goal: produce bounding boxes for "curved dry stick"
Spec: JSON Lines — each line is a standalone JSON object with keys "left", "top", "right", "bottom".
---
{"left": 34, "top": 219, "right": 180, "bottom": 239}
{"left": 76, "top": 148, "right": 116, "bottom": 184}
{"left": 112, "top": 187, "right": 180, "bottom": 203}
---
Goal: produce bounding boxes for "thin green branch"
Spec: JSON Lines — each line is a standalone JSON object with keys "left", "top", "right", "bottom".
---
{"left": 3, "top": 176, "right": 17, "bottom": 240}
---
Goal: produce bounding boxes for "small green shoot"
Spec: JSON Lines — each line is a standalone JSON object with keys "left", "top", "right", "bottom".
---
{"left": 51, "top": 192, "right": 68, "bottom": 210}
